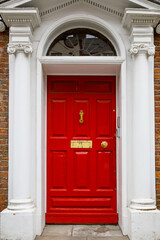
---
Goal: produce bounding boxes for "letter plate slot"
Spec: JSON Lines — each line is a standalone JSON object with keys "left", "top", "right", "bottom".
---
{"left": 71, "top": 140, "right": 92, "bottom": 148}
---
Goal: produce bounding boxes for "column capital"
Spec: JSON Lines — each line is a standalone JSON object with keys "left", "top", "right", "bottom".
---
{"left": 129, "top": 43, "right": 155, "bottom": 56}
{"left": 7, "top": 43, "right": 33, "bottom": 55}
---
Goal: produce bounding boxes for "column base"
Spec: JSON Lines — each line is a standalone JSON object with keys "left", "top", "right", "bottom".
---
{"left": 128, "top": 207, "right": 160, "bottom": 240}
{"left": 7, "top": 198, "right": 34, "bottom": 210}
{"left": 130, "top": 199, "right": 156, "bottom": 210}
{"left": 0, "top": 208, "right": 36, "bottom": 240}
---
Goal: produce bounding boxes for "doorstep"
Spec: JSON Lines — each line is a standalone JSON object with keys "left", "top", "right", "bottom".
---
{"left": 35, "top": 224, "right": 129, "bottom": 240}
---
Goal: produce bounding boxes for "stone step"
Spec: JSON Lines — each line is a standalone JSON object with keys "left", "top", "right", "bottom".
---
{"left": 35, "top": 225, "right": 129, "bottom": 240}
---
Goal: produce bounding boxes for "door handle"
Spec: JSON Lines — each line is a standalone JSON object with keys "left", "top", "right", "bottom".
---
{"left": 101, "top": 141, "right": 108, "bottom": 148}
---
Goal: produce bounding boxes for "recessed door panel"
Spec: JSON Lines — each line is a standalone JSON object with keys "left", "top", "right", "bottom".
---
{"left": 85, "top": 81, "right": 112, "bottom": 93}
{"left": 51, "top": 80, "right": 79, "bottom": 93}
{"left": 96, "top": 100, "right": 112, "bottom": 137}
{"left": 96, "top": 151, "right": 111, "bottom": 190}
{"left": 47, "top": 76, "right": 117, "bottom": 223}
{"left": 73, "top": 151, "right": 90, "bottom": 190}
{"left": 51, "top": 197, "right": 112, "bottom": 207}
{"left": 51, "top": 151, "right": 67, "bottom": 190}
{"left": 51, "top": 100, "right": 67, "bottom": 137}
{"left": 73, "top": 100, "right": 89, "bottom": 137}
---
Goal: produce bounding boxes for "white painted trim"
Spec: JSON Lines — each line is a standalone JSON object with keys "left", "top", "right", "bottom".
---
{"left": 40, "top": 56, "right": 125, "bottom": 64}
{"left": 35, "top": 61, "right": 46, "bottom": 234}
{"left": 118, "top": 60, "right": 128, "bottom": 234}
{"left": 44, "top": 74, "right": 47, "bottom": 214}
{"left": 40, "top": 57, "right": 125, "bottom": 76}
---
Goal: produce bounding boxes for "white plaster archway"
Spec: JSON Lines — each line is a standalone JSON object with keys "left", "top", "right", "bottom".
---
{"left": 36, "top": 13, "right": 127, "bottom": 235}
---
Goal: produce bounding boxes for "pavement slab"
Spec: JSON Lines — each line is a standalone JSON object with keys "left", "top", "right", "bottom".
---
{"left": 72, "top": 225, "right": 123, "bottom": 237}
{"left": 41, "top": 225, "right": 73, "bottom": 237}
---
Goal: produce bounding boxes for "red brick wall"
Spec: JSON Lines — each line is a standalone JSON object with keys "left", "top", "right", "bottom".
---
{"left": 0, "top": 29, "right": 9, "bottom": 212}
{"left": 0, "top": 29, "right": 160, "bottom": 212}
{"left": 155, "top": 31, "right": 160, "bottom": 209}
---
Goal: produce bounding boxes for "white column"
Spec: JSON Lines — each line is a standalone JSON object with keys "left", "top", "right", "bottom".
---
{"left": 0, "top": 9, "right": 41, "bottom": 240}
{"left": 129, "top": 43, "right": 156, "bottom": 210}
{"left": 122, "top": 11, "right": 160, "bottom": 240}
{"left": 7, "top": 43, "right": 34, "bottom": 210}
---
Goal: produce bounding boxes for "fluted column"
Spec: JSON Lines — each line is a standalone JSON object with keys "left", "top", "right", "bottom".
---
{"left": 129, "top": 42, "right": 156, "bottom": 210}
{"left": 7, "top": 40, "right": 34, "bottom": 210}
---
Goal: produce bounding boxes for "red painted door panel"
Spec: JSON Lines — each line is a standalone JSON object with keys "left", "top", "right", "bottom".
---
{"left": 46, "top": 76, "right": 117, "bottom": 223}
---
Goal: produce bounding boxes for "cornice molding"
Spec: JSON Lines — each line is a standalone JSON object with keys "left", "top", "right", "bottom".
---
{"left": 40, "top": 0, "right": 123, "bottom": 18}
{"left": 7, "top": 43, "right": 33, "bottom": 54}
{"left": 40, "top": 0, "right": 80, "bottom": 17}
{"left": 129, "top": 43, "right": 155, "bottom": 56}
{"left": 84, "top": 0, "right": 123, "bottom": 17}
{"left": 0, "top": 8, "right": 41, "bottom": 30}
{"left": 122, "top": 9, "right": 160, "bottom": 29}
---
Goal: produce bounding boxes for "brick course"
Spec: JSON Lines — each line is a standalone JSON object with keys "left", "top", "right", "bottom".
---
{"left": 0, "top": 29, "right": 9, "bottom": 212}
{"left": 0, "top": 29, "right": 160, "bottom": 211}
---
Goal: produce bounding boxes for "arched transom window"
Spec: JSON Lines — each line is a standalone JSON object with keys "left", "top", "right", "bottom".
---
{"left": 47, "top": 28, "right": 117, "bottom": 56}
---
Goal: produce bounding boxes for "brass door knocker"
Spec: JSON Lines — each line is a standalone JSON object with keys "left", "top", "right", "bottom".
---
{"left": 79, "top": 110, "right": 84, "bottom": 123}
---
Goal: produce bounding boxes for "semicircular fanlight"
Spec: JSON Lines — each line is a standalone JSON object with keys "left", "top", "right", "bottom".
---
{"left": 46, "top": 28, "right": 117, "bottom": 56}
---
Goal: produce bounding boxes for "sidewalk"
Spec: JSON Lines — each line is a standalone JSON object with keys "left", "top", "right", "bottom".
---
{"left": 36, "top": 225, "right": 129, "bottom": 240}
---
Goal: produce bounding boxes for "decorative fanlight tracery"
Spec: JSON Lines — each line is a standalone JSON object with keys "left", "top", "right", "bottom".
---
{"left": 47, "top": 28, "right": 117, "bottom": 56}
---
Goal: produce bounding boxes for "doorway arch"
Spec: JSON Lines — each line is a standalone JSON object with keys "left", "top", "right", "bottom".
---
{"left": 36, "top": 12, "right": 127, "bottom": 233}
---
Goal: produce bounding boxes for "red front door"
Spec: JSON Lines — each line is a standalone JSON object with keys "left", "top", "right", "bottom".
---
{"left": 46, "top": 76, "right": 117, "bottom": 223}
